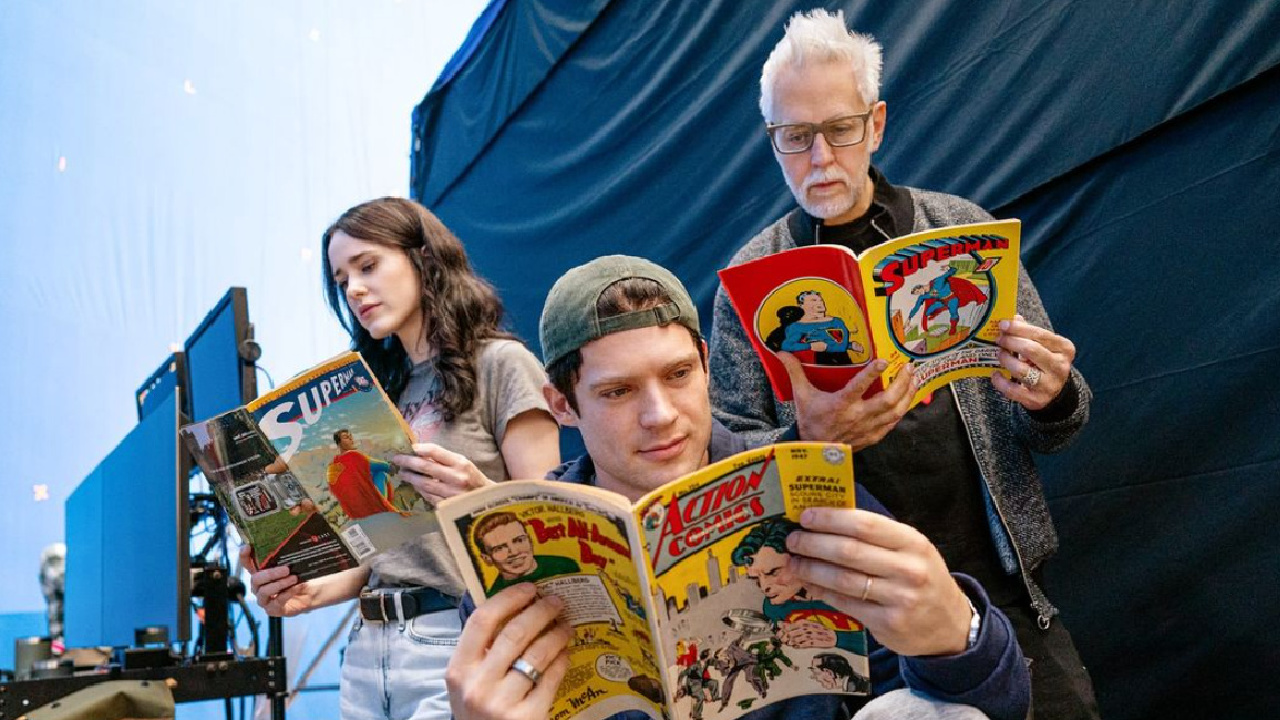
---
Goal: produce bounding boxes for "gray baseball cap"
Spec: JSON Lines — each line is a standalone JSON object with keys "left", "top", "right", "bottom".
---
{"left": 539, "top": 255, "right": 700, "bottom": 367}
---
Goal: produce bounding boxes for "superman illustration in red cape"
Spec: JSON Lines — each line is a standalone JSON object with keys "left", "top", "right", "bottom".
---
{"left": 326, "top": 428, "right": 399, "bottom": 519}
{"left": 908, "top": 266, "right": 988, "bottom": 336}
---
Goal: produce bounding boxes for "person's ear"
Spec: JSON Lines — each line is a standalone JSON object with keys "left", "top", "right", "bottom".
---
{"left": 543, "top": 382, "right": 580, "bottom": 427}
{"left": 869, "top": 100, "right": 887, "bottom": 153}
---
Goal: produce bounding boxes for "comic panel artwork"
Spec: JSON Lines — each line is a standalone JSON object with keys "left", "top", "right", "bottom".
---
{"left": 450, "top": 493, "right": 666, "bottom": 720}
{"left": 752, "top": 277, "right": 872, "bottom": 369}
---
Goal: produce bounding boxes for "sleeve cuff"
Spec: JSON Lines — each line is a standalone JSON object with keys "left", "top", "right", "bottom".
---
{"left": 899, "top": 574, "right": 1030, "bottom": 720}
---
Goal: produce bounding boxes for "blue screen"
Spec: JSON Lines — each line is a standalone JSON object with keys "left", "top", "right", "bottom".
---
{"left": 186, "top": 292, "right": 246, "bottom": 423}
{"left": 64, "top": 390, "right": 185, "bottom": 647}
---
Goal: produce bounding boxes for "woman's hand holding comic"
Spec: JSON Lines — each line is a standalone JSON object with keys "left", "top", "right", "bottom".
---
{"left": 393, "top": 442, "right": 493, "bottom": 504}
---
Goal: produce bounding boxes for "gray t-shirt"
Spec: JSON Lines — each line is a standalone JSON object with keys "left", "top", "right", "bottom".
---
{"left": 366, "top": 339, "right": 551, "bottom": 593}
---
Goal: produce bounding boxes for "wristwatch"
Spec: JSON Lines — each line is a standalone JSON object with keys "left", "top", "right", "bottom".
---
{"left": 965, "top": 594, "right": 982, "bottom": 649}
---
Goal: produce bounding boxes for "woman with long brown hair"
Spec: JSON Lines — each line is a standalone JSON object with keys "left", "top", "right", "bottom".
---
{"left": 246, "top": 197, "right": 560, "bottom": 720}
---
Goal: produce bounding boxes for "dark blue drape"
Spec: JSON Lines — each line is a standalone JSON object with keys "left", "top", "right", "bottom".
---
{"left": 412, "top": 2, "right": 1280, "bottom": 717}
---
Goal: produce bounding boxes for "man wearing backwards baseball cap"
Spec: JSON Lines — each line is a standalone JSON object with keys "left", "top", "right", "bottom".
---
{"left": 445, "top": 256, "right": 1029, "bottom": 720}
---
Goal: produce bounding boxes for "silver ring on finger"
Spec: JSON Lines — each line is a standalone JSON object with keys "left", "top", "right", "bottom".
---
{"left": 510, "top": 656, "right": 542, "bottom": 684}
{"left": 1022, "top": 367, "right": 1042, "bottom": 388}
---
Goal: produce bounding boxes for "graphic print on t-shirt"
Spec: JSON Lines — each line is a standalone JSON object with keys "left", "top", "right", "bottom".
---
{"left": 401, "top": 368, "right": 444, "bottom": 443}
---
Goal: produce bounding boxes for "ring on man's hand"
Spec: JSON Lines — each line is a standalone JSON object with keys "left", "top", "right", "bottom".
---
{"left": 860, "top": 575, "right": 874, "bottom": 603}
{"left": 1023, "top": 367, "right": 1042, "bottom": 388}
{"left": 510, "top": 657, "right": 542, "bottom": 684}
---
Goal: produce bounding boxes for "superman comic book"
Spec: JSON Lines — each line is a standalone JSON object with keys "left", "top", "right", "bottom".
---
{"left": 436, "top": 442, "right": 867, "bottom": 720}
{"left": 181, "top": 351, "right": 440, "bottom": 581}
{"left": 718, "top": 219, "right": 1022, "bottom": 406}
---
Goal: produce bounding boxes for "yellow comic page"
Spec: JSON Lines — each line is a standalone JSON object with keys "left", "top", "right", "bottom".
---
{"left": 437, "top": 481, "right": 667, "bottom": 720}
{"left": 634, "top": 443, "right": 869, "bottom": 720}
{"left": 857, "top": 219, "right": 1022, "bottom": 405}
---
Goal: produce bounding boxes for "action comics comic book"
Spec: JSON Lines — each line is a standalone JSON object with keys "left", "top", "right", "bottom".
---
{"left": 718, "top": 219, "right": 1021, "bottom": 406}
{"left": 180, "top": 351, "right": 440, "bottom": 581}
{"left": 436, "top": 443, "right": 868, "bottom": 720}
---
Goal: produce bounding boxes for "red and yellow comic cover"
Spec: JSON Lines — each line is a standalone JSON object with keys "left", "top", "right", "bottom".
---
{"left": 635, "top": 443, "right": 868, "bottom": 720}
{"left": 718, "top": 219, "right": 1021, "bottom": 407}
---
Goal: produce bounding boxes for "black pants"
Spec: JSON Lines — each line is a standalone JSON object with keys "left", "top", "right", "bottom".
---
{"left": 1001, "top": 602, "right": 1102, "bottom": 720}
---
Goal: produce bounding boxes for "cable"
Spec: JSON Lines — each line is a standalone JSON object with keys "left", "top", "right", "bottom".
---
{"left": 255, "top": 363, "right": 276, "bottom": 390}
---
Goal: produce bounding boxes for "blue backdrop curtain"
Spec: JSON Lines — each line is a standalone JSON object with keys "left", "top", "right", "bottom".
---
{"left": 411, "top": 2, "right": 1280, "bottom": 717}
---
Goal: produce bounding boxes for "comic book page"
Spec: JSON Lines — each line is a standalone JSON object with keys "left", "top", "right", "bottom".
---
{"left": 718, "top": 245, "right": 872, "bottom": 402}
{"left": 437, "top": 481, "right": 668, "bottom": 720}
{"left": 634, "top": 443, "right": 869, "bottom": 720}
{"left": 181, "top": 408, "right": 360, "bottom": 581}
{"left": 243, "top": 351, "right": 440, "bottom": 562}
{"left": 857, "top": 219, "right": 1021, "bottom": 405}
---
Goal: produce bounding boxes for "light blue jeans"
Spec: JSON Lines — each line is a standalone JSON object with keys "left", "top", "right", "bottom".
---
{"left": 339, "top": 606, "right": 460, "bottom": 720}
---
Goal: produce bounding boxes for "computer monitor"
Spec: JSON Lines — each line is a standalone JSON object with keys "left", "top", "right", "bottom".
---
{"left": 184, "top": 287, "right": 258, "bottom": 424}
{"left": 64, "top": 389, "right": 190, "bottom": 647}
{"left": 136, "top": 352, "right": 188, "bottom": 421}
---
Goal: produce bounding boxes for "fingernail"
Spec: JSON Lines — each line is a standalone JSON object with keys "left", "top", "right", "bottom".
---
{"left": 546, "top": 594, "right": 564, "bottom": 609}
{"left": 873, "top": 359, "right": 888, "bottom": 371}
{"left": 800, "top": 508, "right": 815, "bottom": 525}
{"left": 785, "top": 533, "right": 799, "bottom": 551}
{"left": 998, "top": 320, "right": 1009, "bottom": 331}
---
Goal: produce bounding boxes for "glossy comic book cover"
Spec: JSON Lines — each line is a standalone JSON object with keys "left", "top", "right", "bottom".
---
{"left": 182, "top": 351, "right": 440, "bottom": 581}
{"left": 718, "top": 219, "right": 1021, "bottom": 406}
{"left": 635, "top": 443, "right": 868, "bottom": 720}
{"left": 181, "top": 407, "right": 360, "bottom": 580}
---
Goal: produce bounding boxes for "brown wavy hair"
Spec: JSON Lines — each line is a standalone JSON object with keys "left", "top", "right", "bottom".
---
{"left": 321, "top": 197, "right": 515, "bottom": 420}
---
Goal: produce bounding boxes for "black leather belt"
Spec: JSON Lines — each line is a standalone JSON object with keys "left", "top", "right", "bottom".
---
{"left": 358, "top": 587, "right": 458, "bottom": 622}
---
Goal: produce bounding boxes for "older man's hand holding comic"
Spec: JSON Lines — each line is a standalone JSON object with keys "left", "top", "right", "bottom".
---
{"left": 991, "top": 314, "right": 1077, "bottom": 411}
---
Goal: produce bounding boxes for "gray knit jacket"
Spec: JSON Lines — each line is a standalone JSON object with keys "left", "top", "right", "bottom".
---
{"left": 708, "top": 190, "right": 1091, "bottom": 622}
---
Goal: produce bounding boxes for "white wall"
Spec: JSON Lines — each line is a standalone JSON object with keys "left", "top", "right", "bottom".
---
{"left": 0, "top": 0, "right": 487, "bottom": 616}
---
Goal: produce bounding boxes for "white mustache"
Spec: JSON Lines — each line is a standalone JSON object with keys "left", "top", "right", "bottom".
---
{"left": 802, "top": 169, "right": 850, "bottom": 192}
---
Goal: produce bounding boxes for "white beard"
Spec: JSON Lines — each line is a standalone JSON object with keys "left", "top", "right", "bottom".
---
{"left": 787, "top": 168, "right": 862, "bottom": 221}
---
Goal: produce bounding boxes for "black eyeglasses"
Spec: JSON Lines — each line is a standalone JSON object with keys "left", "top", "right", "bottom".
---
{"left": 765, "top": 109, "right": 875, "bottom": 154}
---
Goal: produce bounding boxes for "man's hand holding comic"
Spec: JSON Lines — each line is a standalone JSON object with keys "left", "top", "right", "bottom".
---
{"left": 990, "top": 314, "right": 1077, "bottom": 411}
{"left": 777, "top": 353, "right": 916, "bottom": 452}
{"left": 784, "top": 508, "right": 972, "bottom": 658}
{"left": 447, "top": 584, "right": 572, "bottom": 720}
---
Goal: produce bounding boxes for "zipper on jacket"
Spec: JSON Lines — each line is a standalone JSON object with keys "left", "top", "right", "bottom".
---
{"left": 949, "top": 388, "right": 1052, "bottom": 629}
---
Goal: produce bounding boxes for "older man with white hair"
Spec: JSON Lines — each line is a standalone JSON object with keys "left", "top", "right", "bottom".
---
{"left": 710, "top": 9, "right": 1099, "bottom": 719}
